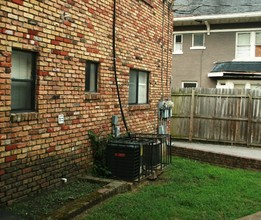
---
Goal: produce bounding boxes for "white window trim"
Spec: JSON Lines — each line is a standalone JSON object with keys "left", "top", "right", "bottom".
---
{"left": 173, "top": 51, "right": 184, "bottom": 55}
{"left": 173, "top": 34, "right": 183, "bottom": 54}
{"left": 235, "top": 31, "right": 261, "bottom": 61}
{"left": 182, "top": 82, "right": 198, "bottom": 88}
{"left": 190, "top": 46, "right": 206, "bottom": 50}
{"left": 190, "top": 33, "right": 206, "bottom": 50}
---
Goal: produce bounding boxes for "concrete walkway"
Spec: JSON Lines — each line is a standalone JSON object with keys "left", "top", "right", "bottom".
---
{"left": 237, "top": 211, "right": 261, "bottom": 220}
{"left": 173, "top": 140, "right": 261, "bottom": 161}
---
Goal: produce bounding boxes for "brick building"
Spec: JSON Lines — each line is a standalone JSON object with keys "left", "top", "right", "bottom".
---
{"left": 0, "top": 0, "right": 173, "bottom": 204}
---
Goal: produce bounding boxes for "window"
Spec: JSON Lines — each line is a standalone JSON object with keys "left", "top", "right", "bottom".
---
{"left": 236, "top": 33, "right": 251, "bottom": 58}
{"left": 141, "top": 0, "right": 153, "bottom": 6}
{"left": 182, "top": 82, "right": 198, "bottom": 88}
{"left": 173, "top": 34, "right": 183, "bottom": 54}
{"left": 236, "top": 32, "right": 261, "bottom": 59}
{"left": 85, "top": 61, "right": 99, "bottom": 92}
{"left": 191, "top": 33, "right": 205, "bottom": 49}
{"left": 128, "top": 69, "right": 149, "bottom": 104}
{"left": 11, "top": 50, "right": 37, "bottom": 112}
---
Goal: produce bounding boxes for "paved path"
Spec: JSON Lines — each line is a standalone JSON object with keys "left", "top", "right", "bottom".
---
{"left": 172, "top": 140, "right": 261, "bottom": 161}
{"left": 237, "top": 211, "right": 261, "bottom": 220}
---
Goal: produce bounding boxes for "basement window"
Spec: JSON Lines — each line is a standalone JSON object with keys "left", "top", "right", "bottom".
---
{"left": 129, "top": 69, "right": 149, "bottom": 105}
{"left": 11, "top": 49, "right": 37, "bottom": 112}
{"left": 182, "top": 82, "right": 198, "bottom": 88}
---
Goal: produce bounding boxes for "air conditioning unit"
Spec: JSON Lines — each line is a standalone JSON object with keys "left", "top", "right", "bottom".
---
{"left": 107, "top": 141, "right": 142, "bottom": 181}
{"left": 106, "top": 134, "right": 172, "bottom": 181}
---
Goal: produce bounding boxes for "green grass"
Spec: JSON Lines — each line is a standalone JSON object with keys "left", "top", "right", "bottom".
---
{"left": 83, "top": 157, "right": 261, "bottom": 220}
{"left": 4, "top": 180, "right": 103, "bottom": 220}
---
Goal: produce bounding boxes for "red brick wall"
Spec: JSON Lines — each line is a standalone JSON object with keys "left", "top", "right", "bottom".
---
{"left": 0, "top": 0, "right": 173, "bottom": 204}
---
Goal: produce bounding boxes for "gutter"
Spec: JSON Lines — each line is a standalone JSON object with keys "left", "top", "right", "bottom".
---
{"left": 173, "top": 27, "right": 261, "bottom": 34}
{"left": 208, "top": 71, "right": 261, "bottom": 79}
{"left": 174, "top": 11, "right": 261, "bottom": 22}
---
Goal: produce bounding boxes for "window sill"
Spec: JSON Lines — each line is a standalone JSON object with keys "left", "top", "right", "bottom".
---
{"left": 85, "top": 92, "right": 101, "bottom": 101}
{"left": 190, "top": 46, "right": 206, "bottom": 50}
{"left": 10, "top": 112, "right": 38, "bottom": 123}
{"left": 173, "top": 51, "right": 183, "bottom": 55}
{"left": 129, "top": 104, "right": 151, "bottom": 111}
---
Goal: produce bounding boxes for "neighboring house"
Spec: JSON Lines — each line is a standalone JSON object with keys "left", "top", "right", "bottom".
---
{"left": 0, "top": 0, "right": 173, "bottom": 204}
{"left": 172, "top": 0, "right": 261, "bottom": 90}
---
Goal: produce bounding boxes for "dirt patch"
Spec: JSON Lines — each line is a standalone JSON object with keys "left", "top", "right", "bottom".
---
{"left": 1, "top": 179, "right": 104, "bottom": 220}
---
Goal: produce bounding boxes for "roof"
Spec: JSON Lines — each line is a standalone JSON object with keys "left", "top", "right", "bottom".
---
{"left": 208, "top": 61, "right": 261, "bottom": 79}
{"left": 174, "top": 0, "right": 261, "bottom": 17}
{"left": 211, "top": 61, "right": 261, "bottom": 73}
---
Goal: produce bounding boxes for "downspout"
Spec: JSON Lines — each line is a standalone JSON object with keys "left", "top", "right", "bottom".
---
{"left": 112, "top": 0, "right": 130, "bottom": 137}
{"left": 204, "top": 20, "right": 210, "bottom": 35}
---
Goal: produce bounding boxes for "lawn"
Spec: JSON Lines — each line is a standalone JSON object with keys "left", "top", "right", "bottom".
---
{"left": 82, "top": 157, "right": 261, "bottom": 220}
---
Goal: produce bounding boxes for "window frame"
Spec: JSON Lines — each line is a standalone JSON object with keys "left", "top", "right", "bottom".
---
{"left": 191, "top": 33, "right": 206, "bottom": 50}
{"left": 182, "top": 81, "right": 198, "bottom": 88}
{"left": 11, "top": 49, "right": 37, "bottom": 112}
{"left": 85, "top": 60, "right": 99, "bottom": 93}
{"left": 235, "top": 32, "right": 251, "bottom": 59}
{"left": 173, "top": 34, "right": 183, "bottom": 54}
{"left": 128, "top": 69, "right": 149, "bottom": 105}
{"left": 235, "top": 31, "right": 261, "bottom": 60}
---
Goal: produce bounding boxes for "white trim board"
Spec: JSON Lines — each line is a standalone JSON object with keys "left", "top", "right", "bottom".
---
{"left": 173, "top": 28, "right": 261, "bottom": 35}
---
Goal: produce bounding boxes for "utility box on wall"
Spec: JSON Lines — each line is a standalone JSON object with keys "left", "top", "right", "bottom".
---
{"left": 158, "top": 100, "right": 174, "bottom": 119}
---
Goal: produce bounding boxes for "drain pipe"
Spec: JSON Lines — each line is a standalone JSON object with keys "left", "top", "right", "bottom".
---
{"left": 204, "top": 20, "right": 210, "bottom": 35}
{"left": 112, "top": 0, "right": 130, "bottom": 137}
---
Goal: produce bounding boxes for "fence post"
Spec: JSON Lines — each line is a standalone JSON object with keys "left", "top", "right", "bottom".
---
{"left": 189, "top": 89, "right": 195, "bottom": 142}
{"left": 247, "top": 92, "right": 253, "bottom": 146}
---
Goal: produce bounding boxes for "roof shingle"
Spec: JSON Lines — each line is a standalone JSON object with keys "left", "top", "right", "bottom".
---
{"left": 174, "top": 0, "right": 261, "bottom": 16}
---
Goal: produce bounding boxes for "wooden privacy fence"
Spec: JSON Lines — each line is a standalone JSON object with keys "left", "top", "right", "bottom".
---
{"left": 171, "top": 88, "right": 261, "bottom": 147}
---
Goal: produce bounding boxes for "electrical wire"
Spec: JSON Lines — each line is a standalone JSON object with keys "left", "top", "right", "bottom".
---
{"left": 161, "top": 0, "right": 166, "bottom": 100}
{"left": 112, "top": 0, "right": 130, "bottom": 137}
{"left": 166, "top": 1, "right": 171, "bottom": 93}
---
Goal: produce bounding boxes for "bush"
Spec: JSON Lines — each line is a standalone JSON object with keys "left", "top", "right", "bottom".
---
{"left": 88, "top": 130, "right": 112, "bottom": 177}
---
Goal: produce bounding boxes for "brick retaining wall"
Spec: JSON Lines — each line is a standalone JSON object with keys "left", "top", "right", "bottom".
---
{"left": 172, "top": 147, "right": 261, "bottom": 171}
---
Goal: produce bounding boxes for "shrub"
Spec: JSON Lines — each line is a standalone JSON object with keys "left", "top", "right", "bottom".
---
{"left": 88, "top": 130, "right": 112, "bottom": 177}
